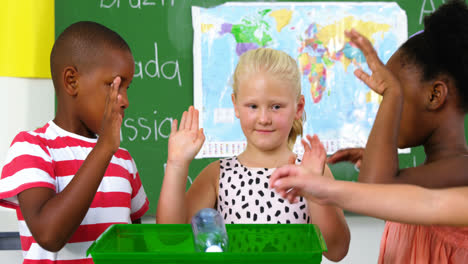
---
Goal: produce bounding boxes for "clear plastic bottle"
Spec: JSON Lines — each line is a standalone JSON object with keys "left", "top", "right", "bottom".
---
{"left": 191, "top": 208, "right": 229, "bottom": 252}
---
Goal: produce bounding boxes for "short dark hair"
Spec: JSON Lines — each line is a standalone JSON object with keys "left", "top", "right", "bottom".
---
{"left": 50, "top": 21, "right": 131, "bottom": 88}
{"left": 399, "top": 0, "right": 468, "bottom": 111}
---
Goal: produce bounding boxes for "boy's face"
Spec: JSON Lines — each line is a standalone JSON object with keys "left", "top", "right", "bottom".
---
{"left": 75, "top": 48, "right": 135, "bottom": 136}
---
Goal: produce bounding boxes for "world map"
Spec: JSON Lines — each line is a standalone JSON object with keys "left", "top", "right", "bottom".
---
{"left": 193, "top": 2, "right": 407, "bottom": 158}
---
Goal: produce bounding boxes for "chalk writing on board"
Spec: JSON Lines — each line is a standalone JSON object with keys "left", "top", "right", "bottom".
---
{"left": 121, "top": 110, "right": 173, "bottom": 142}
{"left": 134, "top": 42, "right": 182, "bottom": 86}
{"left": 100, "top": 0, "right": 174, "bottom": 9}
{"left": 420, "top": 0, "right": 446, "bottom": 24}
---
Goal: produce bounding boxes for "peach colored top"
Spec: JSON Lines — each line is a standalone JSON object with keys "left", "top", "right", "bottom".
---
{"left": 379, "top": 221, "right": 468, "bottom": 264}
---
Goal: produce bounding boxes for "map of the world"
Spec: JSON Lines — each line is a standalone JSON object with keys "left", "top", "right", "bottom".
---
{"left": 193, "top": 2, "right": 407, "bottom": 158}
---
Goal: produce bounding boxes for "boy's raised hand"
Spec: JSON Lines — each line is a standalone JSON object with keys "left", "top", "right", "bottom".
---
{"left": 167, "top": 106, "right": 205, "bottom": 165}
{"left": 345, "top": 29, "right": 401, "bottom": 95}
{"left": 98, "top": 76, "right": 123, "bottom": 154}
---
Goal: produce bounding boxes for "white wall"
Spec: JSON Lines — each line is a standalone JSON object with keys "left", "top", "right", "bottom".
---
{"left": 1, "top": 77, "right": 55, "bottom": 166}
{"left": 0, "top": 77, "right": 55, "bottom": 217}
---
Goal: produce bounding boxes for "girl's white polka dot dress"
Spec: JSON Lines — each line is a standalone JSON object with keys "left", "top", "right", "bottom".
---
{"left": 217, "top": 157, "right": 311, "bottom": 224}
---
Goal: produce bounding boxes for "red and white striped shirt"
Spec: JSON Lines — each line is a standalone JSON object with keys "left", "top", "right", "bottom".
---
{"left": 0, "top": 121, "right": 149, "bottom": 264}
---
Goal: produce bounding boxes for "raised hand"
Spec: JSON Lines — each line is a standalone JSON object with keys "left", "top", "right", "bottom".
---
{"left": 345, "top": 29, "right": 401, "bottom": 96}
{"left": 167, "top": 106, "right": 205, "bottom": 166}
{"left": 327, "top": 147, "right": 364, "bottom": 169}
{"left": 271, "top": 134, "right": 328, "bottom": 204}
{"left": 301, "top": 134, "right": 326, "bottom": 175}
{"left": 98, "top": 76, "right": 124, "bottom": 154}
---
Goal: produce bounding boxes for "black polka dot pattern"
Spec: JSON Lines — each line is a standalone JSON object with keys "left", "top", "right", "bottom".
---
{"left": 217, "top": 157, "right": 311, "bottom": 224}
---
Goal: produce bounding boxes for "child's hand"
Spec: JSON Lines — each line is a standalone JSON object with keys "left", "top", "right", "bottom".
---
{"left": 271, "top": 134, "right": 328, "bottom": 203}
{"left": 167, "top": 106, "right": 205, "bottom": 166}
{"left": 98, "top": 76, "right": 123, "bottom": 154}
{"left": 327, "top": 147, "right": 364, "bottom": 169}
{"left": 345, "top": 29, "right": 401, "bottom": 96}
{"left": 270, "top": 164, "right": 332, "bottom": 205}
{"left": 301, "top": 134, "right": 326, "bottom": 176}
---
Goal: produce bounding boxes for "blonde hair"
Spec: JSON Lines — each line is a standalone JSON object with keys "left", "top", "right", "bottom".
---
{"left": 232, "top": 48, "right": 304, "bottom": 149}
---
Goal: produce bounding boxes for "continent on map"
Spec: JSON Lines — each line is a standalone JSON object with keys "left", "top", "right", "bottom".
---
{"left": 298, "top": 16, "right": 391, "bottom": 103}
{"left": 269, "top": 9, "right": 293, "bottom": 32}
{"left": 219, "top": 9, "right": 274, "bottom": 56}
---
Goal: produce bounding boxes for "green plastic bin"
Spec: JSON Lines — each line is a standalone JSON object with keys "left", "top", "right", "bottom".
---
{"left": 87, "top": 224, "right": 327, "bottom": 264}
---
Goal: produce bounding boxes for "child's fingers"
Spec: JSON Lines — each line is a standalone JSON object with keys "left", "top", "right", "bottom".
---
{"left": 270, "top": 165, "right": 297, "bottom": 187}
{"left": 345, "top": 29, "right": 383, "bottom": 70}
{"left": 319, "top": 140, "right": 326, "bottom": 154}
{"left": 113, "top": 76, "right": 122, "bottom": 90}
{"left": 310, "top": 134, "right": 319, "bottom": 149}
{"left": 179, "top": 111, "right": 187, "bottom": 130}
{"left": 288, "top": 154, "right": 296, "bottom": 165}
{"left": 314, "top": 136, "right": 326, "bottom": 158}
{"left": 270, "top": 166, "right": 286, "bottom": 185}
{"left": 354, "top": 68, "right": 374, "bottom": 89}
{"left": 273, "top": 177, "right": 304, "bottom": 195}
{"left": 285, "top": 189, "right": 299, "bottom": 204}
{"left": 185, "top": 106, "right": 193, "bottom": 130}
{"left": 327, "top": 148, "right": 364, "bottom": 164}
{"left": 327, "top": 150, "right": 349, "bottom": 163}
{"left": 277, "top": 189, "right": 288, "bottom": 199}
{"left": 105, "top": 77, "right": 120, "bottom": 116}
{"left": 192, "top": 108, "right": 200, "bottom": 131}
{"left": 195, "top": 128, "right": 206, "bottom": 147}
{"left": 115, "top": 94, "right": 123, "bottom": 118}
{"left": 171, "top": 119, "right": 178, "bottom": 135}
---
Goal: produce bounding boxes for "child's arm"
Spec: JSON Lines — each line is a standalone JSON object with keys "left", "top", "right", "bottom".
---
{"left": 294, "top": 135, "right": 350, "bottom": 262}
{"left": 156, "top": 106, "right": 217, "bottom": 224}
{"left": 271, "top": 165, "right": 468, "bottom": 226}
{"left": 17, "top": 77, "right": 124, "bottom": 252}
{"left": 308, "top": 165, "right": 350, "bottom": 262}
{"left": 344, "top": 30, "right": 403, "bottom": 186}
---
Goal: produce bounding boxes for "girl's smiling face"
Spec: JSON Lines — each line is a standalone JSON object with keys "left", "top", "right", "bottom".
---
{"left": 232, "top": 71, "right": 304, "bottom": 153}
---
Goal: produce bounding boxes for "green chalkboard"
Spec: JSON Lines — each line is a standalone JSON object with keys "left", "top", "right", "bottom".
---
{"left": 55, "top": 0, "right": 450, "bottom": 216}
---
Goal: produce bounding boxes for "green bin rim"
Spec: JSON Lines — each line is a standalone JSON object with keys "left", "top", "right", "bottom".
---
{"left": 87, "top": 223, "right": 328, "bottom": 257}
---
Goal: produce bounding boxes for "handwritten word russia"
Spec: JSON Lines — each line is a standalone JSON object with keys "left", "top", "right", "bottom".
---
{"left": 121, "top": 110, "right": 173, "bottom": 142}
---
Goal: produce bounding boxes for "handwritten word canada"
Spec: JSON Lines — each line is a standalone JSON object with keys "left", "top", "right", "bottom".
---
{"left": 134, "top": 42, "right": 182, "bottom": 86}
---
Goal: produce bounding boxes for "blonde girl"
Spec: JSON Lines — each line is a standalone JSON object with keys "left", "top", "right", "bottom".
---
{"left": 157, "top": 48, "right": 350, "bottom": 261}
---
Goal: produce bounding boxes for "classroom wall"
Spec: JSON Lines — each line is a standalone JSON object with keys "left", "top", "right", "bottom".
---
{"left": 0, "top": 77, "right": 55, "bottom": 165}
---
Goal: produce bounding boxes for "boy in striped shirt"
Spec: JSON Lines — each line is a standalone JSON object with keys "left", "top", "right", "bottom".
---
{"left": 0, "top": 21, "right": 149, "bottom": 263}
